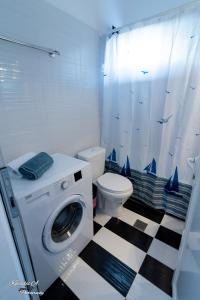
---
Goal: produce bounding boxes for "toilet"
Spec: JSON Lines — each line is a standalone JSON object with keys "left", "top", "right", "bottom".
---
{"left": 77, "top": 147, "right": 133, "bottom": 217}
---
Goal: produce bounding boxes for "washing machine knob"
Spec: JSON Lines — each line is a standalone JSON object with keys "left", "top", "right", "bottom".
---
{"left": 61, "top": 180, "right": 68, "bottom": 190}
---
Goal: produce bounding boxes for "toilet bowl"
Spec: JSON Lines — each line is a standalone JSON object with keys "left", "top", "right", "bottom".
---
{"left": 77, "top": 147, "right": 133, "bottom": 217}
{"left": 96, "top": 172, "right": 133, "bottom": 217}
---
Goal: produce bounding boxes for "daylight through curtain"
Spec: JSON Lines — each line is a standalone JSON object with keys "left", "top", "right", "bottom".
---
{"left": 101, "top": 3, "right": 200, "bottom": 219}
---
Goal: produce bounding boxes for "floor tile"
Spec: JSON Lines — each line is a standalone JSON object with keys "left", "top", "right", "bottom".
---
{"left": 117, "top": 206, "right": 139, "bottom": 226}
{"left": 105, "top": 218, "right": 153, "bottom": 252}
{"left": 124, "top": 199, "right": 164, "bottom": 223}
{"left": 126, "top": 274, "right": 172, "bottom": 300}
{"left": 94, "top": 212, "right": 111, "bottom": 226}
{"left": 79, "top": 240, "right": 136, "bottom": 297}
{"left": 161, "top": 214, "right": 185, "bottom": 234}
{"left": 144, "top": 220, "right": 160, "bottom": 237}
{"left": 93, "top": 227, "right": 146, "bottom": 272}
{"left": 148, "top": 239, "right": 178, "bottom": 270}
{"left": 155, "top": 226, "right": 182, "bottom": 249}
{"left": 41, "top": 277, "right": 78, "bottom": 300}
{"left": 139, "top": 255, "right": 174, "bottom": 296}
{"left": 61, "top": 257, "right": 123, "bottom": 300}
{"left": 110, "top": 206, "right": 159, "bottom": 237}
{"left": 93, "top": 221, "right": 102, "bottom": 235}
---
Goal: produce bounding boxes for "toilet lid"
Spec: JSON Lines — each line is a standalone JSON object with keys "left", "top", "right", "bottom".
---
{"left": 97, "top": 172, "right": 132, "bottom": 194}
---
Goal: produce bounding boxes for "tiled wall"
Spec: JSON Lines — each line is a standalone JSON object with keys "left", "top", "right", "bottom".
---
{"left": 0, "top": 0, "right": 100, "bottom": 163}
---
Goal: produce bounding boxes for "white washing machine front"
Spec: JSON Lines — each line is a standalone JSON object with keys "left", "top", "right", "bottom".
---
{"left": 43, "top": 194, "right": 87, "bottom": 253}
{"left": 9, "top": 153, "right": 93, "bottom": 292}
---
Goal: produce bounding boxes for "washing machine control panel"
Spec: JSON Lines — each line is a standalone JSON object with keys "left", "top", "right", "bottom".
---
{"left": 54, "top": 175, "right": 72, "bottom": 194}
{"left": 61, "top": 180, "right": 69, "bottom": 190}
{"left": 74, "top": 170, "right": 82, "bottom": 182}
{"left": 54, "top": 170, "right": 83, "bottom": 194}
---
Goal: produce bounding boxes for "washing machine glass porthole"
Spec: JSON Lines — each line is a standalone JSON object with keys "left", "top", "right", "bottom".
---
{"left": 51, "top": 202, "right": 83, "bottom": 243}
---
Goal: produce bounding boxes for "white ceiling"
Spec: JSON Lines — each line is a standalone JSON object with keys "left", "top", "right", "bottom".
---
{"left": 45, "top": 0, "right": 195, "bottom": 34}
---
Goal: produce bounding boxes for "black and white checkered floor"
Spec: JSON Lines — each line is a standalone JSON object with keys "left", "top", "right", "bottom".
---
{"left": 42, "top": 198, "right": 184, "bottom": 300}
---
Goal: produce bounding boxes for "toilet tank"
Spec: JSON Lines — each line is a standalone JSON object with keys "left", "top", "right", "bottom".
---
{"left": 77, "top": 147, "right": 106, "bottom": 181}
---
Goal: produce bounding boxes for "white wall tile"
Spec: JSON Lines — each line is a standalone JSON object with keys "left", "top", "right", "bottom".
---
{"left": 0, "top": 0, "right": 100, "bottom": 162}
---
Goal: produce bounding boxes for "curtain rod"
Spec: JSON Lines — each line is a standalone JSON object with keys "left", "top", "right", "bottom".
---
{"left": 109, "top": 0, "right": 200, "bottom": 35}
{"left": 0, "top": 34, "right": 60, "bottom": 57}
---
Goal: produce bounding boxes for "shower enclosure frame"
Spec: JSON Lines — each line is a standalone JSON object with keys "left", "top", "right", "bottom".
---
{"left": 0, "top": 147, "right": 40, "bottom": 300}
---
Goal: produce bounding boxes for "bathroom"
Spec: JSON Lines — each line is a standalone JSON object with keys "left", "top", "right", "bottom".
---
{"left": 0, "top": 0, "right": 200, "bottom": 299}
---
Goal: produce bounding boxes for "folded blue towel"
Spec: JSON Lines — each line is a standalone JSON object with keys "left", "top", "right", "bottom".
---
{"left": 18, "top": 152, "right": 54, "bottom": 180}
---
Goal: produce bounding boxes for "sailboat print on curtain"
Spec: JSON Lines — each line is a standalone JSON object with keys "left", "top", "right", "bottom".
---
{"left": 107, "top": 148, "right": 117, "bottom": 162}
{"left": 121, "top": 156, "right": 132, "bottom": 177}
{"left": 144, "top": 158, "right": 157, "bottom": 176}
{"left": 165, "top": 167, "right": 183, "bottom": 198}
{"left": 106, "top": 148, "right": 119, "bottom": 170}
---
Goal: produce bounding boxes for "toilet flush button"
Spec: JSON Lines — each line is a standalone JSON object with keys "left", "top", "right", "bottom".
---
{"left": 61, "top": 181, "right": 69, "bottom": 190}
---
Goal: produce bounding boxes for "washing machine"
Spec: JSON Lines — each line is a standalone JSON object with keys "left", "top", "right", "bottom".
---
{"left": 9, "top": 152, "right": 93, "bottom": 292}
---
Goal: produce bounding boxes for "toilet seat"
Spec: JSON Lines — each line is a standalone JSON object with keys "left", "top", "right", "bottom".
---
{"left": 97, "top": 172, "right": 133, "bottom": 195}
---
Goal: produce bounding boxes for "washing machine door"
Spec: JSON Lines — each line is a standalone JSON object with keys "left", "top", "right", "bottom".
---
{"left": 42, "top": 195, "right": 86, "bottom": 253}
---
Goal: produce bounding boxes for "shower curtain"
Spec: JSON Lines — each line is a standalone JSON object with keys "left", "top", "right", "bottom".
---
{"left": 101, "top": 3, "right": 200, "bottom": 219}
